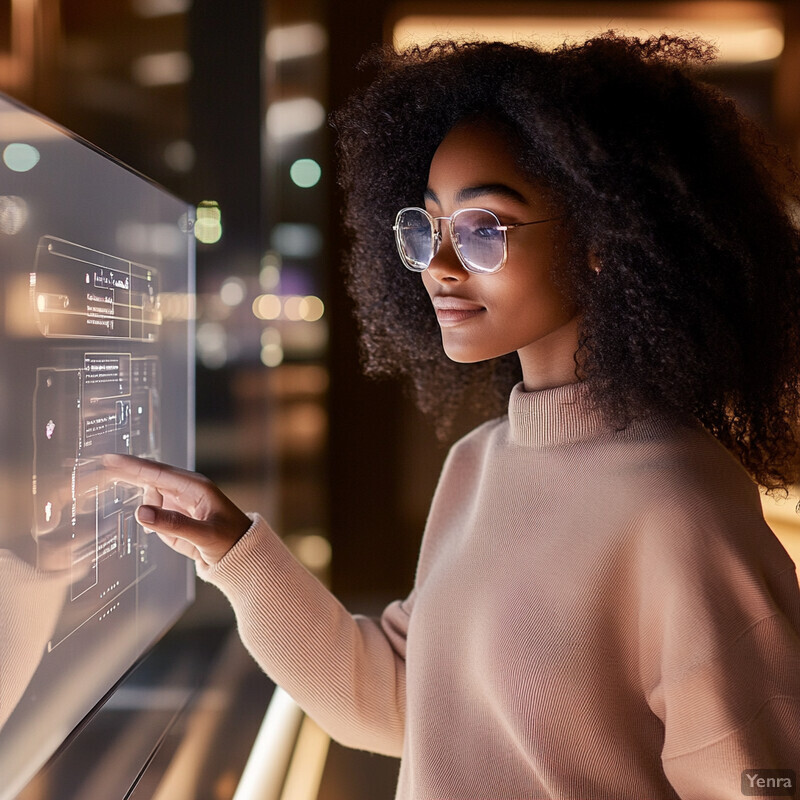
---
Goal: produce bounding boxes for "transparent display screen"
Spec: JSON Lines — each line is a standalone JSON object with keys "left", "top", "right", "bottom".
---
{"left": 0, "top": 94, "right": 195, "bottom": 799}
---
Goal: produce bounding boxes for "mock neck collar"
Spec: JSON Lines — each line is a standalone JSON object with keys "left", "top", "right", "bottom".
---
{"left": 507, "top": 381, "right": 678, "bottom": 447}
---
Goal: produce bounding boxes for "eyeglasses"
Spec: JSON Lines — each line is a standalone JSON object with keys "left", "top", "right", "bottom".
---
{"left": 393, "top": 206, "right": 562, "bottom": 275}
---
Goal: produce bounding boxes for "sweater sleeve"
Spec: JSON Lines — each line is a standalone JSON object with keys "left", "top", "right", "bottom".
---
{"left": 639, "top": 497, "right": 800, "bottom": 799}
{"left": 196, "top": 514, "right": 411, "bottom": 757}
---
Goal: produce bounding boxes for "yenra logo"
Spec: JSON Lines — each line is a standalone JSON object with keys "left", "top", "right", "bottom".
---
{"left": 741, "top": 769, "right": 796, "bottom": 796}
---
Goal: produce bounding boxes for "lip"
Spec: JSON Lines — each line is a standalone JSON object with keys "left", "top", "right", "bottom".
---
{"left": 431, "top": 296, "right": 485, "bottom": 326}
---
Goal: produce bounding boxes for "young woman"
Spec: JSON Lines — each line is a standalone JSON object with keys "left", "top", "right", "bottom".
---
{"left": 106, "top": 33, "right": 800, "bottom": 799}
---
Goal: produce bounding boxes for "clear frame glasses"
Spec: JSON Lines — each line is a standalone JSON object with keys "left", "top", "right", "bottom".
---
{"left": 392, "top": 206, "right": 562, "bottom": 275}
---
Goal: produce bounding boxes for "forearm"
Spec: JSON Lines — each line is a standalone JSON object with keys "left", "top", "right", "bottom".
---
{"left": 197, "top": 514, "right": 407, "bottom": 757}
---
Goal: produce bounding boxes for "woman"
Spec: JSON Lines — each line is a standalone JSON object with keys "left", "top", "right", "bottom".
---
{"left": 106, "top": 33, "right": 800, "bottom": 799}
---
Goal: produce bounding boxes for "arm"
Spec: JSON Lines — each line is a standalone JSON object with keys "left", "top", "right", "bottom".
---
{"left": 639, "top": 495, "right": 800, "bottom": 798}
{"left": 102, "top": 454, "right": 409, "bottom": 756}
{"left": 656, "top": 608, "right": 800, "bottom": 799}
{"left": 199, "top": 515, "right": 410, "bottom": 756}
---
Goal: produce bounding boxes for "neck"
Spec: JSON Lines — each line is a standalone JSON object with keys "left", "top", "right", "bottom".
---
{"left": 517, "top": 315, "right": 582, "bottom": 392}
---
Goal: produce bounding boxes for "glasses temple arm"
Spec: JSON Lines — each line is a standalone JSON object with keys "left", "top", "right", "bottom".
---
{"left": 498, "top": 215, "right": 563, "bottom": 231}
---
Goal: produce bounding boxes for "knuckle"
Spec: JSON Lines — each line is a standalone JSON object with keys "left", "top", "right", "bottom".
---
{"left": 196, "top": 474, "right": 214, "bottom": 490}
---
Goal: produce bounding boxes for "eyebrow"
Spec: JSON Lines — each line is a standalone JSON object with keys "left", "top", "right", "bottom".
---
{"left": 424, "top": 183, "right": 529, "bottom": 206}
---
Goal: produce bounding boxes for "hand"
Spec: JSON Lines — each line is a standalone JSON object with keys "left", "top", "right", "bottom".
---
{"left": 102, "top": 454, "right": 252, "bottom": 567}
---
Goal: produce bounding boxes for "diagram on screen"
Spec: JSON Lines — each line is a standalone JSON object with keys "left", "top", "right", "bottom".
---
{"left": 31, "top": 235, "right": 161, "bottom": 341}
{"left": 30, "top": 237, "right": 164, "bottom": 651}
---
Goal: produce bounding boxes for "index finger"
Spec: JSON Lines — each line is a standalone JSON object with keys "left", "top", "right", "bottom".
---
{"left": 102, "top": 454, "right": 204, "bottom": 500}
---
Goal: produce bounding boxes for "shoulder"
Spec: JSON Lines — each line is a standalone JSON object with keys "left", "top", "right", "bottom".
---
{"left": 625, "top": 429, "right": 800, "bottom": 704}
{"left": 438, "top": 412, "right": 510, "bottom": 474}
{"left": 627, "top": 424, "right": 800, "bottom": 657}
{"left": 627, "top": 424, "right": 773, "bottom": 538}
{"left": 618, "top": 422, "right": 794, "bottom": 574}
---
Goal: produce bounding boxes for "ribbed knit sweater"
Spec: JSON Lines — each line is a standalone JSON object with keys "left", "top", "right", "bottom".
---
{"left": 199, "top": 381, "right": 800, "bottom": 799}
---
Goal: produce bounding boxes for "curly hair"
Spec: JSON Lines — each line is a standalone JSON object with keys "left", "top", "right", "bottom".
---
{"left": 331, "top": 32, "right": 800, "bottom": 493}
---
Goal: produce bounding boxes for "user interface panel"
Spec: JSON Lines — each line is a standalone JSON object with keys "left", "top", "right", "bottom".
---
{"left": 0, "top": 94, "right": 195, "bottom": 799}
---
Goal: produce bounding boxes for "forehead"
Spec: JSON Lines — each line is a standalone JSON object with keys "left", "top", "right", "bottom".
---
{"left": 426, "top": 119, "right": 543, "bottom": 202}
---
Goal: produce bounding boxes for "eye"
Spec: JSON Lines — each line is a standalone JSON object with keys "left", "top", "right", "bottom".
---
{"left": 472, "top": 225, "right": 503, "bottom": 240}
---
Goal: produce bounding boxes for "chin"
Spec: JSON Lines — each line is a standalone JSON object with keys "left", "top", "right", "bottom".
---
{"left": 442, "top": 344, "right": 512, "bottom": 364}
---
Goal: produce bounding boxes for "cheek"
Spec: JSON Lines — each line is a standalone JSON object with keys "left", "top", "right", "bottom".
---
{"left": 420, "top": 271, "right": 436, "bottom": 300}
{"left": 504, "top": 244, "right": 577, "bottom": 320}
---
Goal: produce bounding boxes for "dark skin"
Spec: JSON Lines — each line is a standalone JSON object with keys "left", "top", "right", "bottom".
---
{"left": 419, "top": 119, "right": 579, "bottom": 390}
{"left": 102, "top": 453, "right": 250, "bottom": 567}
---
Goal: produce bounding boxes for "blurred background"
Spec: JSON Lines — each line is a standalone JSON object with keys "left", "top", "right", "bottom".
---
{"left": 3, "top": 0, "right": 800, "bottom": 797}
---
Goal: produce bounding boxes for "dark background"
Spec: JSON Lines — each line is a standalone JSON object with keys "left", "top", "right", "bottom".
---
{"left": 3, "top": 1, "right": 799, "bottom": 797}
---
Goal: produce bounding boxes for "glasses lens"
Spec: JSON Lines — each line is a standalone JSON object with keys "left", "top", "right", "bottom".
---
{"left": 396, "top": 209, "right": 434, "bottom": 271}
{"left": 453, "top": 209, "right": 505, "bottom": 273}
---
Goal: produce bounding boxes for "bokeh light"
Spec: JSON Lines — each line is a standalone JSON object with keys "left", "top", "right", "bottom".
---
{"left": 0, "top": 195, "right": 29, "bottom": 234}
{"left": 290, "top": 158, "right": 322, "bottom": 188}
{"left": 3, "top": 143, "right": 40, "bottom": 172}
{"left": 261, "top": 342, "right": 284, "bottom": 367}
{"left": 195, "top": 200, "right": 222, "bottom": 244}
{"left": 266, "top": 97, "right": 325, "bottom": 140}
{"left": 220, "top": 277, "right": 246, "bottom": 307}
{"left": 299, "top": 295, "right": 324, "bottom": 322}
{"left": 252, "top": 294, "right": 282, "bottom": 320}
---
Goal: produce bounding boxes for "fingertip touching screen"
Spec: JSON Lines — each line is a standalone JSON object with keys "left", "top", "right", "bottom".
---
{"left": 0, "top": 93, "right": 195, "bottom": 799}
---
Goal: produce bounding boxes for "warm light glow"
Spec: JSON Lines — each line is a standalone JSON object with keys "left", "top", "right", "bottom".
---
{"left": 265, "top": 22, "right": 328, "bottom": 61}
{"left": 252, "top": 293, "right": 325, "bottom": 325}
{"left": 277, "top": 714, "right": 330, "bottom": 799}
{"left": 5, "top": 276, "right": 40, "bottom": 336}
{"left": 260, "top": 342, "right": 284, "bottom": 367}
{"left": 761, "top": 489, "right": 800, "bottom": 573}
{"left": 393, "top": 13, "right": 784, "bottom": 64}
{"left": 290, "top": 158, "right": 322, "bottom": 188}
{"left": 299, "top": 295, "right": 324, "bottom": 322}
{"left": 132, "top": 51, "right": 192, "bottom": 86}
{"left": 266, "top": 97, "right": 325, "bottom": 140}
{"left": 283, "top": 295, "right": 304, "bottom": 322}
{"left": 294, "top": 533, "right": 331, "bottom": 571}
{"left": 253, "top": 294, "right": 282, "bottom": 320}
{"left": 131, "top": 0, "right": 191, "bottom": 17}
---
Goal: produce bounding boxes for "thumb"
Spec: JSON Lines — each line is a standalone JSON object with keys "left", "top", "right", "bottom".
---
{"left": 135, "top": 505, "right": 239, "bottom": 565}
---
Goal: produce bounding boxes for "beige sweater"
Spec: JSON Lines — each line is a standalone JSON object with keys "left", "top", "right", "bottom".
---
{"left": 199, "top": 381, "right": 800, "bottom": 799}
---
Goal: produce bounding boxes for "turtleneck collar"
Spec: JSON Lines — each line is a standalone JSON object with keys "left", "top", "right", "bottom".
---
{"left": 508, "top": 381, "right": 679, "bottom": 447}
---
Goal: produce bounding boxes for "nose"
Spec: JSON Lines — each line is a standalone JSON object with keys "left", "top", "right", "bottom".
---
{"left": 426, "top": 223, "right": 468, "bottom": 283}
